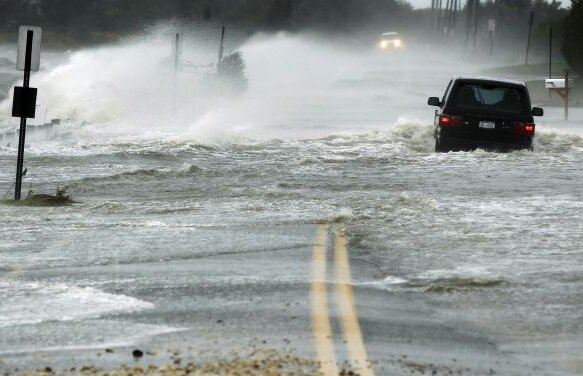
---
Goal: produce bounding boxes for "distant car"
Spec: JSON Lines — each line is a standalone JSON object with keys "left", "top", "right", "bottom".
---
{"left": 377, "top": 32, "right": 403, "bottom": 50}
{"left": 428, "top": 77, "right": 544, "bottom": 152}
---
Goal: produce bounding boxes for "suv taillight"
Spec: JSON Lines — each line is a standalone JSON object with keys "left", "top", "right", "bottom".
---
{"left": 513, "top": 122, "right": 535, "bottom": 136}
{"left": 439, "top": 115, "right": 462, "bottom": 128}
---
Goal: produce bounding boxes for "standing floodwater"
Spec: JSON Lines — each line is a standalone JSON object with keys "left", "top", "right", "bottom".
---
{"left": 1, "top": 33, "right": 583, "bottom": 375}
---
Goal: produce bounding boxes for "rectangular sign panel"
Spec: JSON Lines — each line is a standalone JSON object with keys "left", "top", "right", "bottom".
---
{"left": 12, "top": 86, "right": 38, "bottom": 118}
{"left": 17, "top": 26, "right": 42, "bottom": 72}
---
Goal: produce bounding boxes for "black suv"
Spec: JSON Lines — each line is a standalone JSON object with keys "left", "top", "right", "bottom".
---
{"left": 428, "top": 77, "right": 544, "bottom": 152}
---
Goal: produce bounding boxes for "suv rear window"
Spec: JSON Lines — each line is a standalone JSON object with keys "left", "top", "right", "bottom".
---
{"left": 450, "top": 83, "right": 526, "bottom": 114}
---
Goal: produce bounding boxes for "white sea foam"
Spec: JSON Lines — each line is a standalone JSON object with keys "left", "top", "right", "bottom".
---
{"left": 0, "top": 31, "right": 461, "bottom": 145}
{"left": 358, "top": 276, "right": 408, "bottom": 291}
{"left": 0, "top": 281, "right": 154, "bottom": 328}
{"left": 1, "top": 27, "right": 582, "bottom": 150}
{"left": 383, "top": 275, "right": 408, "bottom": 285}
{"left": 416, "top": 266, "right": 494, "bottom": 281}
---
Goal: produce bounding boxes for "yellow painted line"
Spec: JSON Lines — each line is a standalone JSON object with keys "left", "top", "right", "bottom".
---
{"left": 311, "top": 223, "right": 339, "bottom": 376}
{"left": 334, "top": 230, "right": 375, "bottom": 376}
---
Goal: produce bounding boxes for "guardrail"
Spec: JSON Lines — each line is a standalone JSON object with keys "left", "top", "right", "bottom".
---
{"left": 0, "top": 119, "right": 60, "bottom": 145}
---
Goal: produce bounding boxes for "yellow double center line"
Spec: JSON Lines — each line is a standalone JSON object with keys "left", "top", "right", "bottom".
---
{"left": 311, "top": 224, "right": 375, "bottom": 376}
{"left": 311, "top": 224, "right": 339, "bottom": 375}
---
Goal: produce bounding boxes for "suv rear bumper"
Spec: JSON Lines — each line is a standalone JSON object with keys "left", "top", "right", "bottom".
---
{"left": 438, "top": 135, "right": 533, "bottom": 151}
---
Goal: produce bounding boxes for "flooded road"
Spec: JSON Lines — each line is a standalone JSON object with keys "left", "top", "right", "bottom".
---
{"left": 1, "top": 34, "right": 583, "bottom": 375}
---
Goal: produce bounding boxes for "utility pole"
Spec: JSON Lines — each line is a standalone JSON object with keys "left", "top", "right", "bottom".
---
{"left": 549, "top": 26, "right": 553, "bottom": 78}
{"left": 174, "top": 33, "right": 180, "bottom": 77}
{"left": 218, "top": 26, "right": 225, "bottom": 64}
{"left": 448, "top": 0, "right": 457, "bottom": 37}
{"left": 464, "top": 0, "right": 474, "bottom": 50}
{"left": 431, "top": 0, "right": 437, "bottom": 35}
{"left": 173, "top": 33, "right": 180, "bottom": 115}
{"left": 452, "top": 0, "right": 458, "bottom": 35}
{"left": 489, "top": 0, "right": 498, "bottom": 57}
{"left": 473, "top": 0, "right": 480, "bottom": 51}
{"left": 489, "top": 22, "right": 494, "bottom": 57}
{"left": 444, "top": 0, "right": 452, "bottom": 36}
{"left": 438, "top": 0, "right": 444, "bottom": 35}
{"left": 525, "top": 11, "right": 534, "bottom": 65}
{"left": 565, "top": 70, "right": 570, "bottom": 121}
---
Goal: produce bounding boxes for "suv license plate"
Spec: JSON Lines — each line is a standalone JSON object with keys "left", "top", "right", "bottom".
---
{"left": 479, "top": 121, "right": 496, "bottom": 129}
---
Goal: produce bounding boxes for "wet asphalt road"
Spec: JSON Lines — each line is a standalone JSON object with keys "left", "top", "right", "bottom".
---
{"left": 0, "top": 220, "right": 577, "bottom": 375}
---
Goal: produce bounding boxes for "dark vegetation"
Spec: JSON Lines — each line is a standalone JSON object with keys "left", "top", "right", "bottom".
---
{"left": 0, "top": 1, "right": 561, "bottom": 36}
{"left": 0, "top": 0, "right": 413, "bottom": 42}
{"left": 0, "top": 0, "right": 579, "bottom": 69}
{"left": 1, "top": 185, "right": 75, "bottom": 206}
{"left": 217, "top": 52, "right": 249, "bottom": 94}
{"left": 563, "top": 0, "right": 583, "bottom": 76}
{"left": 484, "top": 0, "right": 566, "bottom": 59}
{"left": 416, "top": 0, "right": 567, "bottom": 64}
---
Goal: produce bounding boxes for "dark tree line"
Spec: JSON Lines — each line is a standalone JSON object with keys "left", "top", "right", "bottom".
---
{"left": 481, "top": 0, "right": 567, "bottom": 60}
{"left": 0, "top": 0, "right": 413, "bottom": 39}
{"left": 0, "top": 0, "right": 566, "bottom": 40}
{"left": 0, "top": 0, "right": 581, "bottom": 72}
{"left": 422, "top": 0, "right": 567, "bottom": 61}
{"left": 563, "top": 0, "right": 583, "bottom": 75}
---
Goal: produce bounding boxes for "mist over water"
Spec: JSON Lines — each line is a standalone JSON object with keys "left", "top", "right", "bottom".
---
{"left": 0, "top": 29, "right": 475, "bottom": 144}
{"left": 1, "top": 28, "right": 580, "bottom": 145}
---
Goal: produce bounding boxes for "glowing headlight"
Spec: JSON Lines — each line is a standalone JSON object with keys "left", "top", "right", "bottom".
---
{"left": 380, "top": 40, "right": 389, "bottom": 49}
{"left": 394, "top": 39, "right": 402, "bottom": 47}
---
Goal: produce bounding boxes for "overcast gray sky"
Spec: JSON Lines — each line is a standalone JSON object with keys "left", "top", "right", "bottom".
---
{"left": 407, "top": 0, "right": 567, "bottom": 8}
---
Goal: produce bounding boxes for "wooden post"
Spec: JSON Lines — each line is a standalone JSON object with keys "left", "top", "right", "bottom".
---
{"left": 548, "top": 27, "right": 553, "bottom": 99}
{"left": 490, "top": 0, "right": 498, "bottom": 56}
{"left": 174, "top": 33, "right": 180, "bottom": 76}
{"left": 172, "top": 33, "right": 179, "bottom": 115}
{"left": 438, "top": 0, "right": 444, "bottom": 35}
{"left": 444, "top": 0, "right": 453, "bottom": 35}
{"left": 472, "top": 0, "right": 480, "bottom": 51}
{"left": 489, "top": 28, "right": 494, "bottom": 57}
{"left": 565, "top": 70, "right": 569, "bottom": 121}
{"left": 447, "top": 0, "right": 456, "bottom": 36}
{"left": 525, "top": 11, "right": 534, "bottom": 65}
{"left": 464, "top": 0, "right": 474, "bottom": 50}
{"left": 552, "top": 71, "right": 571, "bottom": 121}
{"left": 431, "top": 0, "right": 435, "bottom": 35}
{"left": 452, "top": 0, "right": 458, "bottom": 34}
{"left": 218, "top": 26, "right": 225, "bottom": 64}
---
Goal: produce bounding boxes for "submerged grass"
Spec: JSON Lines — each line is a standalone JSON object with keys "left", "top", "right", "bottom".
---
{"left": 1, "top": 186, "right": 76, "bottom": 207}
{"left": 424, "top": 277, "right": 505, "bottom": 294}
{"left": 2, "top": 194, "right": 75, "bottom": 207}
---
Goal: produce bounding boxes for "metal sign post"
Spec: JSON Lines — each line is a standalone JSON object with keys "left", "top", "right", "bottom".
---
{"left": 12, "top": 26, "right": 41, "bottom": 200}
{"left": 525, "top": 11, "right": 534, "bottom": 65}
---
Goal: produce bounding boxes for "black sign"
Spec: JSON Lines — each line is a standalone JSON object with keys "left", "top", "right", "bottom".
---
{"left": 12, "top": 86, "right": 37, "bottom": 118}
